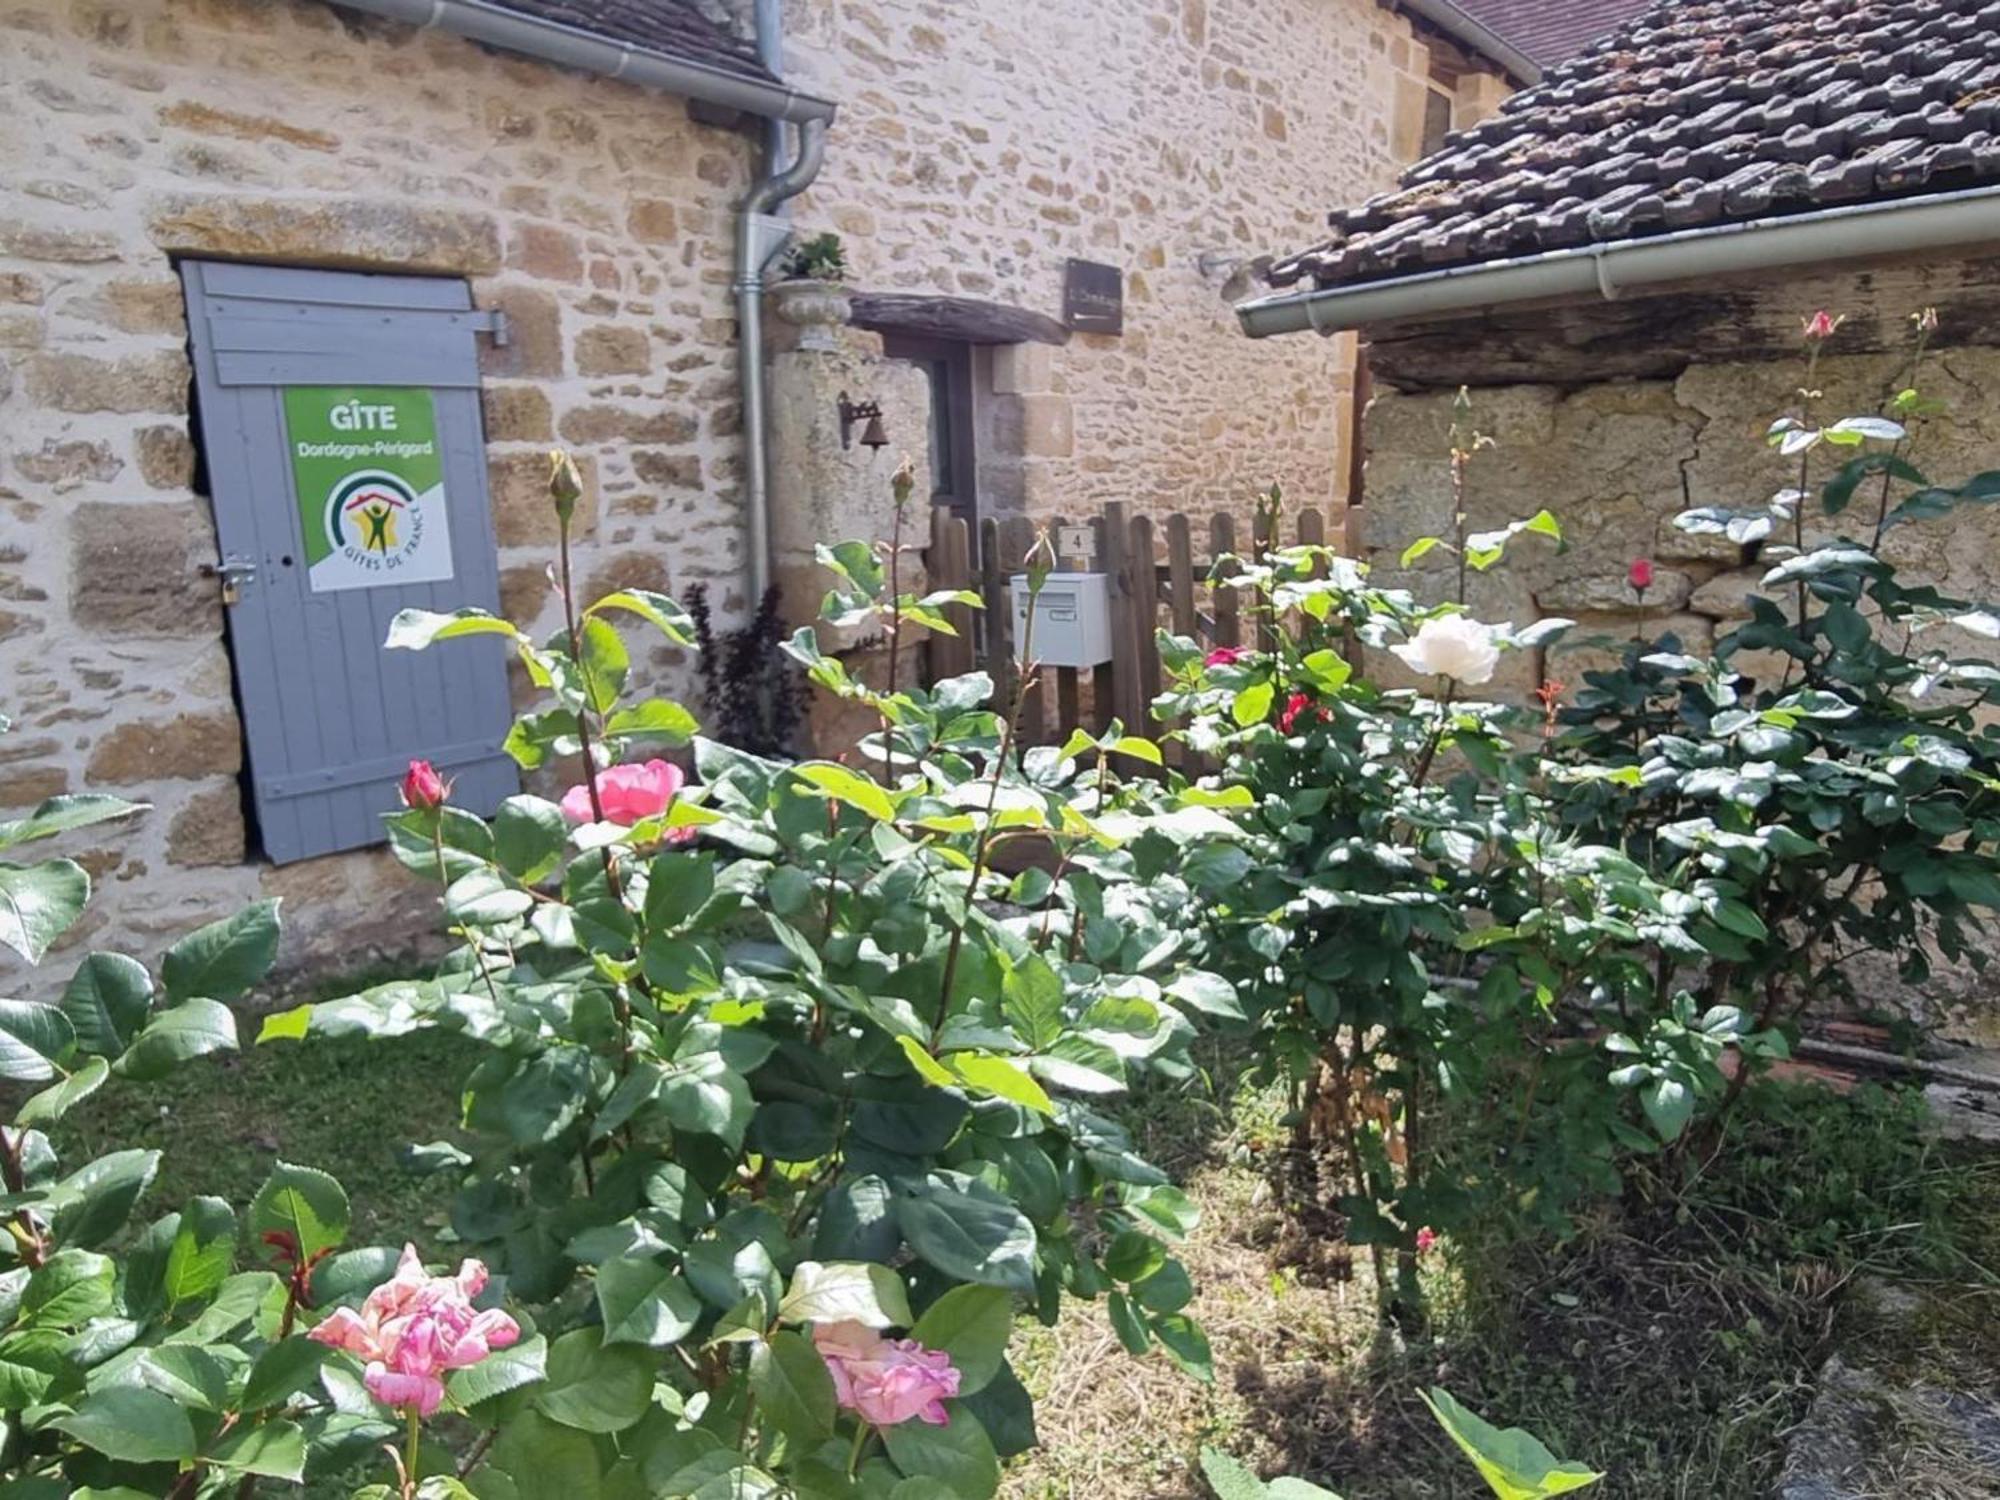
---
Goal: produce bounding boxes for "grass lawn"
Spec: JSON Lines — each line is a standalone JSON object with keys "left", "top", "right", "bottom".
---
{"left": 42, "top": 1011, "right": 2000, "bottom": 1500}
{"left": 52, "top": 1026, "right": 479, "bottom": 1254}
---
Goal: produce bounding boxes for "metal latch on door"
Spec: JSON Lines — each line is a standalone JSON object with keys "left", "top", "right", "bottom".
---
{"left": 203, "top": 553, "right": 258, "bottom": 605}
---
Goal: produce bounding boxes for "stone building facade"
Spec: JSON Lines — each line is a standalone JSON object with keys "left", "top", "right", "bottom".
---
{"left": 0, "top": 0, "right": 1517, "bottom": 977}
{"left": 782, "top": 0, "right": 1509, "bottom": 524}
{"left": 1, "top": 0, "right": 761, "bottom": 969}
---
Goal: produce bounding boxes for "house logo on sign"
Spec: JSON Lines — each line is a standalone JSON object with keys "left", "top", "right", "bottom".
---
{"left": 324, "top": 470, "right": 429, "bottom": 568}
{"left": 283, "top": 385, "right": 456, "bottom": 595}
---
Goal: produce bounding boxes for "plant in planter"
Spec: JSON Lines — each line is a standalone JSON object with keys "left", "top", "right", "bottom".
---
{"left": 771, "top": 231, "right": 852, "bottom": 352}
{"left": 256, "top": 451, "right": 1246, "bottom": 1497}
{"left": 779, "top": 232, "right": 849, "bottom": 284}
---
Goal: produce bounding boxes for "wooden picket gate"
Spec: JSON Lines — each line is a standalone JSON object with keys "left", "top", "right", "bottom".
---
{"left": 923, "top": 499, "right": 1337, "bottom": 758}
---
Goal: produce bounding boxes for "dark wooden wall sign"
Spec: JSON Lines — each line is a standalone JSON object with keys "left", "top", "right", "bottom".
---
{"left": 1062, "top": 259, "right": 1124, "bottom": 335}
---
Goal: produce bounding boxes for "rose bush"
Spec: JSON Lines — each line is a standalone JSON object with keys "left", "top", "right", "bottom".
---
{"left": 240, "top": 455, "right": 1247, "bottom": 1497}
{"left": 1165, "top": 311, "right": 2000, "bottom": 1308}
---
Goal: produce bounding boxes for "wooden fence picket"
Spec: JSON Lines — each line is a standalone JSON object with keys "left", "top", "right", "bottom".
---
{"left": 921, "top": 499, "right": 1334, "bottom": 763}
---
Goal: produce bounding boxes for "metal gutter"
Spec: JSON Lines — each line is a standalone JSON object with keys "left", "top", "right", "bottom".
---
{"left": 334, "top": 0, "right": 837, "bottom": 123}
{"left": 1396, "top": 0, "right": 1542, "bottom": 85}
{"left": 1237, "top": 183, "right": 2000, "bottom": 339}
{"left": 737, "top": 117, "right": 830, "bottom": 602}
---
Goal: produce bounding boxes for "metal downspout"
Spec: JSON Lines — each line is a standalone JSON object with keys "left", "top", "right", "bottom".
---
{"left": 737, "top": 117, "right": 829, "bottom": 602}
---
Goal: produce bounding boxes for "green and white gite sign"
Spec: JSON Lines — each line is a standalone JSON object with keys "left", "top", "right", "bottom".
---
{"left": 283, "top": 385, "right": 456, "bottom": 594}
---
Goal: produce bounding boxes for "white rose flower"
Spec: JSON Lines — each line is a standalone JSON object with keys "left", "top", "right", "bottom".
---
{"left": 1390, "top": 615, "right": 1500, "bottom": 685}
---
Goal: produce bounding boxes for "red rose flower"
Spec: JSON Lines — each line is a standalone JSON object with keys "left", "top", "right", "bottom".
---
{"left": 399, "top": 759, "right": 450, "bottom": 811}
{"left": 1628, "top": 558, "right": 1654, "bottom": 594}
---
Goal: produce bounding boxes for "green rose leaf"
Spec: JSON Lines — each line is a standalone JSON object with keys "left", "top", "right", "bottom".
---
{"left": 750, "top": 1329, "right": 836, "bottom": 1447}
{"left": 880, "top": 1404, "right": 1000, "bottom": 1500}
{"left": 59, "top": 952, "right": 154, "bottom": 1057}
{"left": 46, "top": 1149, "right": 159, "bottom": 1250}
{"left": 534, "top": 1327, "right": 655, "bottom": 1434}
{"left": 52, "top": 1386, "right": 197, "bottom": 1463}
{"left": 908, "top": 1284, "right": 1013, "bottom": 1396}
{"left": 161, "top": 898, "right": 281, "bottom": 1002}
{"left": 249, "top": 1161, "right": 349, "bottom": 1262}
{"left": 1421, "top": 1387, "right": 1604, "bottom": 1499}
{"left": 779, "top": 1261, "right": 915, "bottom": 1330}
{"left": 162, "top": 1194, "right": 235, "bottom": 1310}
{"left": 596, "top": 1256, "right": 703, "bottom": 1348}
{"left": 894, "top": 1177, "right": 1037, "bottom": 1293}
{"left": 112, "top": 998, "right": 238, "bottom": 1081}
{"left": 0, "top": 858, "right": 90, "bottom": 964}
{"left": 0, "top": 999, "right": 74, "bottom": 1082}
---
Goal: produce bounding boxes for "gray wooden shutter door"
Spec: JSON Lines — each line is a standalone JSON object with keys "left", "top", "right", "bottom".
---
{"left": 181, "top": 260, "right": 518, "bottom": 864}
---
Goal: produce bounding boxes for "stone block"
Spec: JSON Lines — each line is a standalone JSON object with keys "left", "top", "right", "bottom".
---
{"left": 582, "top": 551, "right": 670, "bottom": 600}
{"left": 481, "top": 384, "right": 552, "bottom": 442}
{"left": 632, "top": 450, "right": 701, "bottom": 489}
{"left": 995, "top": 393, "right": 1074, "bottom": 458}
{"left": 14, "top": 439, "right": 122, "bottom": 487}
{"left": 556, "top": 404, "right": 694, "bottom": 446}
{"left": 626, "top": 198, "right": 679, "bottom": 244}
{"left": 147, "top": 194, "right": 502, "bottom": 275}
{"left": 498, "top": 562, "right": 552, "bottom": 626}
{"left": 0, "top": 274, "right": 42, "bottom": 304}
{"left": 0, "top": 223, "right": 120, "bottom": 262}
{"left": 26, "top": 350, "right": 186, "bottom": 414}
{"left": 0, "top": 766, "right": 69, "bottom": 807}
{"left": 134, "top": 424, "right": 196, "bottom": 489}
{"left": 575, "top": 324, "right": 650, "bottom": 376}
{"left": 166, "top": 781, "right": 246, "bottom": 866}
{"left": 991, "top": 341, "right": 1053, "bottom": 395}
{"left": 1688, "top": 569, "right": 1770, "bottom": 621}
{"left": 158, "top": 100, "right": 338, "bottom": 151}
{"left": 0, "top": 311, "right": 41, "bottom": 348}
{"left": 489, "top": 450, "right": 597, "bottom": 546}
{"left": 475, "top": 284, "right": 563, "bottom": 379}
{"left": 1538, "top": 566, "right": 1692, "bottom": 614}
{"left": 86, "top": 710, "right": 242, "bottom": 784}
{"left": 94, "top": 277, "right": 187, "bottom": 335}
{"left": 508, "top": 222, "right": 584, "bottom": 283}
{"left": 69, "top": 500, "right": 223, "bottom": 637}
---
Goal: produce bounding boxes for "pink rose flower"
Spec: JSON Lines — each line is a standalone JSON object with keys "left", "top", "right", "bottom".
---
{"left": 1801, "top": 309, "right": 1843, "bottom": 343}
{"left": 813, "top": 1320, "right": 962, "bottom": 1428}
{"left": 308, "top": 1243, "right": 520, "bottom": 1418}
{"left": 1205, "top": 646, "right": 1248, "bottom": 668}
{"left": 1415, "top": 1226, "right": 1439, "bottom": 1254}
{"left": 1628, "top": 558, "right": 1654, "bottom": 594}
{"left": 400, "top": 759, "right": 450, "bottom": 811}
{"left": 559, "top": 758, "right": 697, "bottom": 842}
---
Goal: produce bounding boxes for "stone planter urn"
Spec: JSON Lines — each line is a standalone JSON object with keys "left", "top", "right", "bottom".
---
{"left": 768, "top": 277, "right": 852, "bottom": 352}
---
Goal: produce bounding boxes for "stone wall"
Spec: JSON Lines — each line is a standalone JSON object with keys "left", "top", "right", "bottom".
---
{"left": 0, "top": 0, "right": 754, "bottom": 979}
{"left": 778, "top": 0, "right": 1483, "bottom": 527}
{"left": 1358, "top": 267, "right": 2000, "bottom": 1036}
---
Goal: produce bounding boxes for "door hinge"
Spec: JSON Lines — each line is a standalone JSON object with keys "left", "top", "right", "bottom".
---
{"left": 470, "top": 307, "right": 511, "bottom": 347}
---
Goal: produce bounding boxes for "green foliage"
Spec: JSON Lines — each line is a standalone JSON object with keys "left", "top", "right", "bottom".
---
{"left": 0, "top": 757, "right": 346, "bottom": 1493}
{"left": 780, "top": 231, "right": 849, "bottom": 283}
{"left": 1169, "top": 310, "right": 2000, "bottom": 1299}
{"left": 229, "top": 457, "right": 1241, "bottom": 1498}
{"left": 1199, "top": 1385, "right": 1599, "bottom": 1500}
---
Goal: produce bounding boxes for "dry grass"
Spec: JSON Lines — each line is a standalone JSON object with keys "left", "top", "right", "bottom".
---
{"left": 1004, "top": 1072, "right": 2000, "bottom": 1500}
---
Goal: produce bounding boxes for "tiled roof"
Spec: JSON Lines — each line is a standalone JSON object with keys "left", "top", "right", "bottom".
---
{"left": 1270, "top": 0, "right": 2000, "bottom": 292}
{"left": 479, "top": 0, "right": 775, "bottom": 84}
{"left": 1450, "top": 0, "right": 1656, "bottom": 65}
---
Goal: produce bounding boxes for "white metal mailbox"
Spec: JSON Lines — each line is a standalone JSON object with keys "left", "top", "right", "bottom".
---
{"left": 1010, "top": 571, "right": 1113, "bottom": 667}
